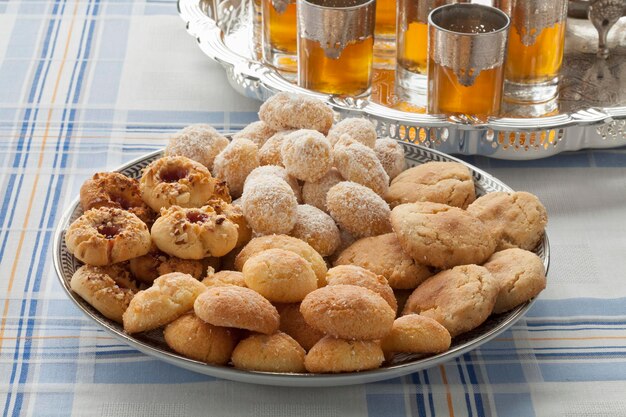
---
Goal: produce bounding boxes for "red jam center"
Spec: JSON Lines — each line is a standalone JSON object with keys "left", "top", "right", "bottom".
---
{"left": 111, "top": 194, "right": 131, "bottom": 210}
{"left": 97, "top": 225, "right": 121, "bottom": 239}
{"left": 186, "top": 211, "right": 208, "bottom": 224}
{"left": 160, "top": 167, "right": 188, "bottom": 183}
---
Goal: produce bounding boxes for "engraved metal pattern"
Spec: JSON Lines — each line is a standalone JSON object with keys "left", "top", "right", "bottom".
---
{"left": 509, "top": 0, "right": 568, "bottom": 46}
{"left": 589, "top": 0, "right": 626, "bottom": 58}
{"left": 54, "top": 142, "right": 549, "bottom": 387}
{"left": 430, "top": 4, "right": 509, "bottom": 87}
{"left": 297, "top": 0, "right": 375, "bottom": 59}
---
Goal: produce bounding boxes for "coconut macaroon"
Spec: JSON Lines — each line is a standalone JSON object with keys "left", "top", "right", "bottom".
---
{"left": 326, "top": 181, "right": 392, "bottom": 238}
{"left": 212, "top": 138, "right": 260, "bottom": 198}
{"left": 164, "top": 124, "right": 229, "bottom": 171}
{"left": 301, "top": 168, "right": 344, "bottom": 212}
{"left": 259, "top": 92, "right": 334, "bottom": 134}
{"left": 122, "top": 272, "right": 207, "bottom": 334}
{"left": 232, "top": 332, "right": 306, "bottom": 373}
{"left": 333, "top": 138, "right": 390, "bottom": 196}
{"left": 245, "top": 165, "right": 301, "bottom": 202}
{"left": 232, "top": 120, "right": 276, "bottom": 147}
{"left": 281, "top": 129, "right": 333, "bottom": 182}
{"left": 241, "top": 176, "right": 298, "bottom": 235}
{"left": 164, "top": 313, "right": 237, "bottom": 365}
{"left": 243, "top": 248, "right": 317, "bottom": 303}
{"left": 374, "top": 138, "right": 406, "bottom": 180}
{"left": 290, "top": 204, "right": 341, "bottom": 257}
{"left": 305, "top": 336, "right": 384, "bottom": 373}
{"left": 327, "top": 118, "right": 377, "bottom": 148}
{"left": 259, "top": 130, "right": 293, "bottom": 166}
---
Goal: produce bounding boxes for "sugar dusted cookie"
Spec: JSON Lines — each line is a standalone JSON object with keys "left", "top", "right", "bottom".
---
{"left": 212, "top": 138, "right": 260, "bottom": 198}
{"left": 165, "top": 124, "right": 229, "bottom": 171}
{"left": 305, "top": 336, "right": 384, "bottom": 373}
{"left": 232, "top": 332, "right": 306, "bottom": 373}
{"left": 325, "top": 265, "right": 397, "bottom": 312}
{"left": 327, "top": 118, "right": 377, "bottom": 149}
{"left": 290, "top": 204, "right": 340, "bottom": 257}
{"left": 381, "top": 314, "right": 451, "bottom": 354}
{"left": 259, "top": 92, "right": 334, "bottom": 134}
{"left": 281, "top": 129, "right": 333, "bottom": 182}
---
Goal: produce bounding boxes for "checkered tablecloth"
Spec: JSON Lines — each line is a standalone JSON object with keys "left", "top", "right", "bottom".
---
{"left": 1, "top": 1, "right": 626, "bottom": 416}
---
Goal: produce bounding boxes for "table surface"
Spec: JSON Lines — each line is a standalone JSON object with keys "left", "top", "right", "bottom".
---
{"left": 1, "top": 1, "right": 626, "bottom": 416}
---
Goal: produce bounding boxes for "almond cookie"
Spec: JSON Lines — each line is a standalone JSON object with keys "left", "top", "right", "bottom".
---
{"left": 70, "top": 264, "right": 138, "bottom": 323}
{"left": 129, "top": 245, "right": 206, "bottom": 284}
{"left": 281, "top": 129, "right": 333, "bottom": 182}
{"left": 325, "top": 265, "right": 397, "bottom": 312}
{"left": 259, "top": 92, "right": 334, "bottom": 134}
{"left": 232, "top": 120, "right": 277, "bottom": 147}
{"left": 258, "top": 130, "right": 293, "bottom": 166}
{"left": 140, "top": 156, "right": 219, "bottom": 211}
{"left": 290, "top": 204, "right": 341, "bottom": 257}
{"left": 385, "top": 162, "right": 476, "bottom": 209}
{"left": 374, "top": 138, "right": 406, "bottom": 181}
{"left": 212, "top": 138, "right": 260, "bottom": 198}
{"left": 334, "top": 233, "right": 433, "bottom": 290}
{"left": 202, "top": 270, "right": 246, "bottom": 288}
{"left": 276, "top": 303, "right": 324, "bottom": 351}
{"left": 305, "top": 336, "right": 384, "bottom": 373}
{"left": 381, "top": 314, "right": 451, "bottom": 354}
{"left": 165, "top": 124, "right": 229, "bottom": 171}
{"left": 80, "top": 172, "right": 155, "bottom": 225}
{"left": 301, "top": 168, "right": 344, "bottom": 212}
{"left": 235, "top": 234, "right": 327, "bottom": 287}
{"left": 333, "top": 139, "right": 390, "bottom": 196}
{"left": 483, "top": 248, "right": 547, "bottom": 313}
{"left": 327, "top": 118, "right": 377, "bottom": 148}
{"left": 231, "top": 332, "right": 306, "bottom": 373}
{"left": 65, "top": 207, "right": 151, "bottom": 266}
{"left": 151, "top": 205, "right": 238, "bottom": 259}
{"left": 123, "top": 272, "right": 206, "bottom": 334}
{"left": 300, "top": 284, "right": 395, "bottom": 340}
{"left": 241, "top": 176, "right": 298, "bottom": 235}
{"left": 204, "top": 198, "right": 252, "bottom": 248}
{"left": 391, "top": 202, "right": 496, "bottom": 269}
{"left": 467, "top": 191, "right": 548, "bottom": 251}
{"left": 403, "top": 265, "right": 499, "bottom": 337}
{"left": 243, "top": 249, "right": 317, "bottom": 303}
{"left": 194, "top": 285, "right": 280, "bottom": 334}
{"left": 164, "top": 313, "right": 237, "bottom": 365}
{"left": 326, "top": 181, "right": 392, "bottom": 239}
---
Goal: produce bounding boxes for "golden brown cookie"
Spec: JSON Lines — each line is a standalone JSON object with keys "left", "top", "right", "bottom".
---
{"left": 325, "top": 265, "right": 397, "bottom": 312}
{"left": 80, "top": 172, "right": 155, "bottom": 225}
{"left": 259, "top": 92, "right": 334, "bottom": 134}
{"left": 304, "top": 336, "right": 384, "bottom": 373}
{"left": 204, "top": 198, "right": 252, "bottom": 248}
{"left": 70, "top": 264, "right": 138, "bottom": 323}
{"left": 391, "top": 202, "right": 496, "bottom": 269}
{"left": 402, "top": 265, "right": 499, "bottom": 337}
{"left": 123, "top": 272, "right": 206, "bottom": 334}
{"left": 65, "top": 207, "right": 151, "bottom": 266}
{"left": 194, "top": 285, "right": 280, "bottom": 334}
{"left": 276, "top": 303, "right": 325, "bottom": 351}
{"left": 467, "top": 191, "right": 548, "bottom": 251}
{"left": 300, "top": 284, "right": 395, "bottom": 340}
{"left": 385, "top": 162, "right": 476, "bottom": 209}
{"left": 381, "top": 314, "right": 451, "bottom": 354}
{"left": 243, "top": 249, "right": 317, "bottom": 303}
{"left": 202, "top": 270, "right": 247, "bottom": 287}
{"left": 483, "top": 248, "right": 547, "bottom": 313}
{"left": 235, "top": 234, "right": 327, "bottom": 287}
{"left": 129, "top": 245, "right": 205, "bottom": 284}
{"left": 164, "top": 312, "right": 237, "bottom": 365}
{"left": 165, "top": 124, "right": 229, "bottom": 171}
{"left": 374, "top": 138, "right": 406, "bottom": 181}
{"left": 151, "top": 205, "right": 238, "bottom": 259}
{"left": 231, "top": 332, "right": 306, "bottom": 373}
{"left": 327, "top": 118, "right": 377, "bottom": 148}
{"left": 333, "top": 139, "right": 390, "bottom": 196}
{"left": 241, "top": 176, "right": 298, "bottom": 235}
{"left": 326, "top": 181, "right": 392, "bottom": 238}
{"left": 281, "top": 129, "right": 333, "bottom": 182}
{"left": 290, "top": 204, "right": 341, "bottom": 257}
{"left": 232, "top": 120, "right": 277, "bottom": 147}
{"left": 301, "top": 168, "right": 344, "bottom": 212}
{"left": 334, "top": 233, "right": 433, "bottom": 289}
{"left": 212, "top": 138, "right": 260, "bottom": 198}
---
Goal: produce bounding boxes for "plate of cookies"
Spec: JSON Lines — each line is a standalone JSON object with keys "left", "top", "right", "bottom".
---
{"left": 53, "top": 93, "right": 549, "bottom": 387}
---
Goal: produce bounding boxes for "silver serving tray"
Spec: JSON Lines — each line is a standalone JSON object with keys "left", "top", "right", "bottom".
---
{"left": 178, "top": 0, "right": 626, "bottom": 160}
{"left": 53, "top": 142, "right": 549, "bottom": 387}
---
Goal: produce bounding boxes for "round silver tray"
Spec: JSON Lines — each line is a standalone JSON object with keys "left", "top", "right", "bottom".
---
{"left": 178, "top": 0, "right": 626, "bottom": 160}
{"left": 53, "top": 141, "right": 549, "bottom": 387}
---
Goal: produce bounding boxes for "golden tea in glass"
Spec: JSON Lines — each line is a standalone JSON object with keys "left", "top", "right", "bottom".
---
{"left": 262, "top": 0, "right": 297, "bottom": 72}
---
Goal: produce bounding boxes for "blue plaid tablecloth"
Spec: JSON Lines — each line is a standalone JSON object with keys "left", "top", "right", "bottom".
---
{"left": 1, "top": 1, "right": 626, "bottom": 416}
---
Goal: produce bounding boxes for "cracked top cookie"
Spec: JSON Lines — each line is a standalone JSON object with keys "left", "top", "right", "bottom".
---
{"left": 402, "top": 265, "right": 499, "bottom": 337}
{"left": 391, "top": 202, "right": 496, "bottom": 270}
{"left": 385, "top": 161, "right": 476, "bottom": 209}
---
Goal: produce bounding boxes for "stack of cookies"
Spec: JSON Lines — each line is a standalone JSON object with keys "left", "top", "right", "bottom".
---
{"left": 64, "top": 92, "right": 548, "bottom": 374}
